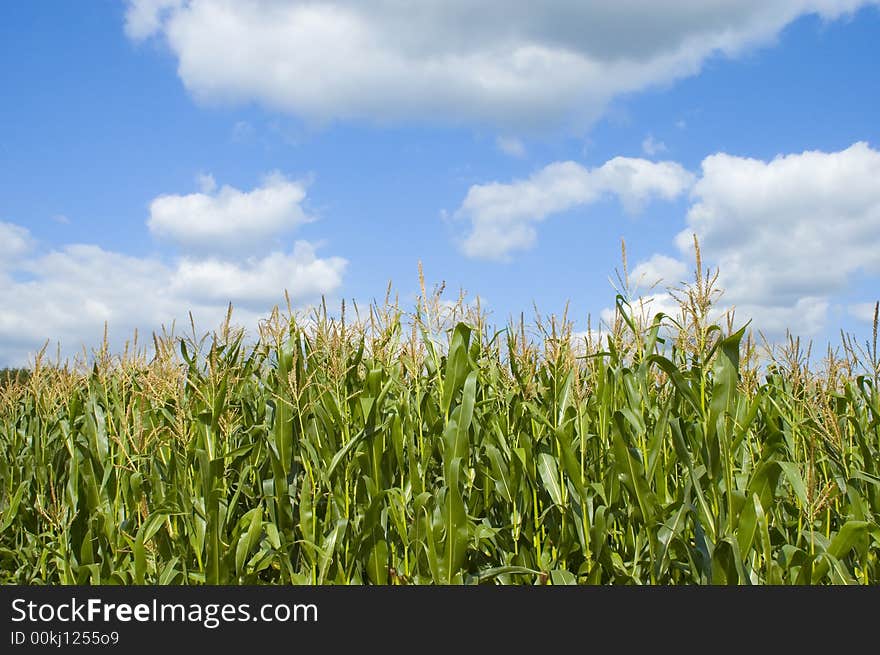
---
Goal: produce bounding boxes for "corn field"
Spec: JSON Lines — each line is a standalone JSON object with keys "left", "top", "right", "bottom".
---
{"left": 1, "top": 266, "right": 879, "bottom": 585}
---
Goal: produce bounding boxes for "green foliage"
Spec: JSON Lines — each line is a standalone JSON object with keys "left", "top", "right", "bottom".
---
{"left": 0, "top": 368, "right": 30, "bottom": 388}
{"left": 0, "top": 289, "right": 878, "bottom": 585}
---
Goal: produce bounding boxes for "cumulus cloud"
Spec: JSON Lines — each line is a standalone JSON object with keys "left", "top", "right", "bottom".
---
{"left": 0, "top": 235, "right": 346, "bottom": 366}
{"left": 848, "top": 301, "right": 879, "bottom": 323}
{"left": 600, "top": 292, "right": 686, "bottom": 327}
{"left": 630, "top": 254, "right": 688, "bottom": 290}
{"left": 122, "top": 1, "right": 877, "bottom": 130}
{"left": 681, "top": 142, "right": 880, "bottom": 307}
{"left": 455, "top": 157, "right": 694, "bottom": 259}
{"left": 0, "top": 171, "right": 347, "bottom": 366}
{"left": 171, "top": 242, "right": 345, "bottom": 306}
{"left": 0, "top": 221, "right": 34, "bottom": 264}
{"left": 642, "top": 135, "right": 668, "bottom": 156}
{"left": 124, "top": 0, "right": 183, "bottom": 40}
{"left": 625, "top": 142, "right": 880, "bottom": 337}
{"left": 147, "top": 172, "right": 311, "bottom": 252}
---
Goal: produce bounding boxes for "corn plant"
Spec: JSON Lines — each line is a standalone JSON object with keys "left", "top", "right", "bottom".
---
{"left": 1, "top": 274, "right": 878, "bottom": 584}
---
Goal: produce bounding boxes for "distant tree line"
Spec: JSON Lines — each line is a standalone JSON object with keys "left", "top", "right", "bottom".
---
{"left": 0, "top": 368, "right": 31, "bottom": 387}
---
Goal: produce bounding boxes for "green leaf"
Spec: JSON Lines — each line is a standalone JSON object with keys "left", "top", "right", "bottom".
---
{"left": 537, "top": 453, "right": 564, "bottom": 506}
{"left": 778, "top": 462, "right": 809, "bottom": 508}
{"left": 134, "top": 512, "right": 167, "bottom": 585}
{"left": 366, "top": 539, "right": 389, "bottom": 585}
{"left": 828, "top": 520, "right": 869, "bottom": 560}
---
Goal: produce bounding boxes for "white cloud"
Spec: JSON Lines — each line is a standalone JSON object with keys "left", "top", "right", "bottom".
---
{"left": 630, "top": 254, "right": 688, "bottom": 290}
{"left": 600, "top": 292, "right": 685, "bottom": 328}
{"left": 0, "top": 172, "right": 347, "bottom": 366}
{"left": 729, "top": 297, "right": 830, "bottom": 336}
{"left": 681, "top": 142, "right": 880, "bottom": 306}
{"left": 124, "top": 0, "right": 878, "bottom": 130}
{"left": 124, "top": 0, "right": 183, "bottom": 40}
{"left": 849, "top": 301, "right": 879, "bottom": 323}
{"left": 496, "top": 136, "right": 526, "bottom": 158}
{"left": 455, "top": 157, "right": 694, "bottom": 260}
{"left": 147, "top": 172, "right": 311, "bottom": 252}
{"left": 596, "top": 158, "right": 695, "bottom": 213}
{"left": 0, "top": 221, "right": 34, "bottom": 265}
{"left": 0, "top": 236, "right": 346, "bottom": 366}
{"left": 642, "top": 135, "right": 668, "bottom": 156}
{"left": 626, "top": 142, "right": 880, "bottom": 337}
{"left": 171, "top": 242, "right": 345, "bottom": 306}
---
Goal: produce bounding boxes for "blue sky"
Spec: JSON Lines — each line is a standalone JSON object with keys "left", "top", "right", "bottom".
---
{"left": 1, "top": 1, "right": 879, "bottom": 366}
